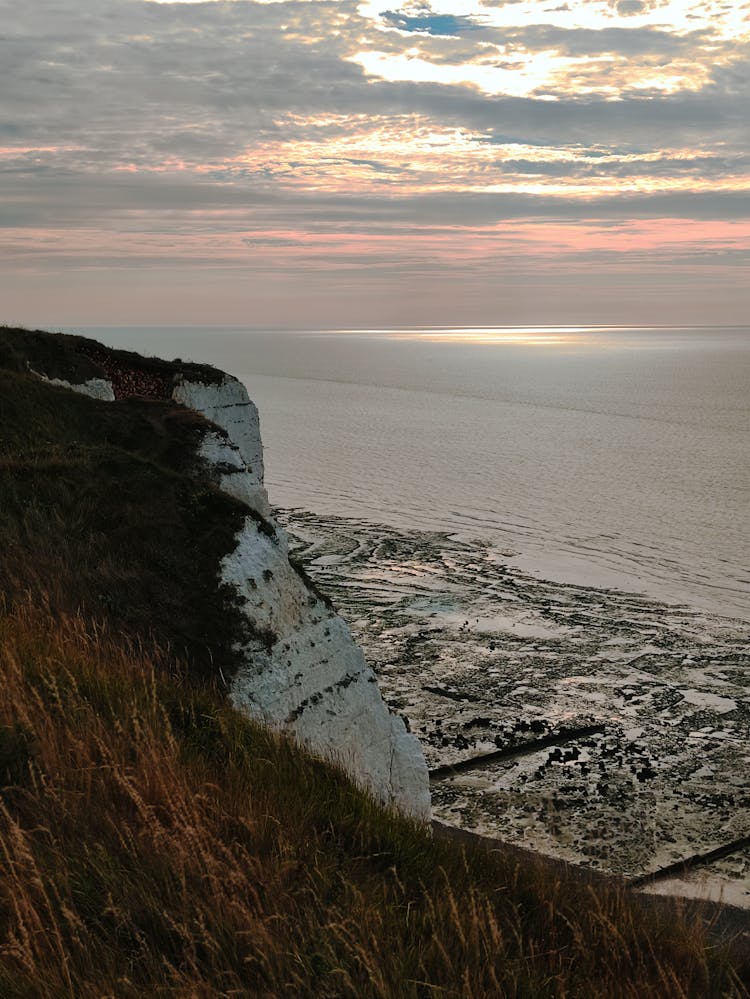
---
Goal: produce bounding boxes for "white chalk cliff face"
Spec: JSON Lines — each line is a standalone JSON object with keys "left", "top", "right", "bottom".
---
{"left": 51, "top": 364, "right": 431, "bottom": 820}
{"left": 177, "top": 375, "right": 431, "bottom": 821}
{"left": 172, "top": 379, "right": 270, "bottom": 518}
{"left": 30, "top": 369, "right": 115, "bottom": 401}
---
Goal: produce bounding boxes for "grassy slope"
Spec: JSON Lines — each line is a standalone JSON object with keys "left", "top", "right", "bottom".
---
{"left": 0, "top": 330, "right": 251, "bottom": 684}
{"left": 0, "top": 329, "right": 748, "bottom": 997}
{"left": 3, "top": 602, "right": 747, "bottom": 998}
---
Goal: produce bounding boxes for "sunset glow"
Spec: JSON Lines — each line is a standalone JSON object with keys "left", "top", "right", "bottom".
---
{"left": 2, "top": 0, "right": 748, "bottom": 326}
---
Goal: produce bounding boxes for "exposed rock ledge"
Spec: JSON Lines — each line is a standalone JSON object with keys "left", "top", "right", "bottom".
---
{"left": 48, "top": 362, "right": 430, "bottom": 820}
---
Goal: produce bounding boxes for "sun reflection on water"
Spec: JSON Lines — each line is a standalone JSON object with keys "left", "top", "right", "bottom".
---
{"left": 382, "top": 326, "right": 594, "bottom": 345}
{"left": 324, "top": 326, "right": 707, "bottom": 349}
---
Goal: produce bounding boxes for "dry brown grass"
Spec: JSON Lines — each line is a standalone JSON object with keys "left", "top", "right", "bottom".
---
{"left": 0, "top": 600, "right": 747, "bottom": 999}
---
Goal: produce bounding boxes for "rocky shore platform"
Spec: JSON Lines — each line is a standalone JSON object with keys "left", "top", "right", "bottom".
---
{"left": 281, "top": 508, "right": 750, "bottom": 908}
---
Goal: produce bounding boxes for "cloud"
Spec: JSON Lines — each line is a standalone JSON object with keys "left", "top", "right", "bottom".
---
{"left": 497, "top": 23, "right": 710, "bottom": 57}
{"left": 498, "top": 153, "right": 750, "bottom": 179}
{"left": 1, "top": 0, "right": 748, "bottom": 325}
{"left": 2, "top": 0, "right": 747, "bottom": 171}
{"left": 616, "top": 0, "right": 645, "bottom": 14}
{"left": 242, "top": 236, "right": 307, "bottom": 247}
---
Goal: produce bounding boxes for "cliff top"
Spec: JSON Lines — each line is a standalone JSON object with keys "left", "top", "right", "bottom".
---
{"left": 0, "top": 327, "right": 250, "bottom": 684}
{"left": 0, "top": 325, "right": 226, "bottom": 397}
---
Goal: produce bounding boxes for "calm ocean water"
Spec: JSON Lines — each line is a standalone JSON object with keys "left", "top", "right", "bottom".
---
{"left": 82, "top": 326, "right": 750, "bottom": 621}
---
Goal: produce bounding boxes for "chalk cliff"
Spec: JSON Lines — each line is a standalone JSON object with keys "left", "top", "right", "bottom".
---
{"left": 35, "top": 345, "right": 431, "bottom": 820}
{"left": 174, "top": 374, "right": 430, "bottom": 819}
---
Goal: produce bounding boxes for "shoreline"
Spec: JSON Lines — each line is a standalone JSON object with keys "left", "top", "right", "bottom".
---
{"left": 504, "top": 545, "right": 750, "bottom": 625}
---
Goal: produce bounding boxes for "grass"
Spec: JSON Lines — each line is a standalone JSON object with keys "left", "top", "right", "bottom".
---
{"left": 0, "top": 327, "right": 748, "bottom": 996}
{"left": 1, "top": 599, "right": 747, "bottom": 998}
{"left": 0, "top": 325, "right": 224, "bottom": 387}
{"left": 0, "top": 361, "right": 251, "bottom": 685}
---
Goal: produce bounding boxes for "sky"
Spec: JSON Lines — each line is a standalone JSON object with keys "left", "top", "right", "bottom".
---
{"left": 2, "top": 0, "right": 749, "bottom": 328}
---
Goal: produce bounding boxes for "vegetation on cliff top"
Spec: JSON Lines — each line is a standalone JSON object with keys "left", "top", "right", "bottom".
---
{"left": 0, "top": 326, "right": 250, "bottom": 685}
{"left": 0, "top": 328, "right": 748, "bottom": 997}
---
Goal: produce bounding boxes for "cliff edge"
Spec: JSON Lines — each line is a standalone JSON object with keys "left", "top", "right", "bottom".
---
{"left": 0, "top": 327, "right": 430, "bottom": 819}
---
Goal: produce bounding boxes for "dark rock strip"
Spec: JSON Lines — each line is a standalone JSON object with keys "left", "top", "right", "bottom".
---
{"left": 429, "top": 724, "right": 607, "bottom": 780}
{"left": 630, "top": 836, "right": 750, "bottom": 889}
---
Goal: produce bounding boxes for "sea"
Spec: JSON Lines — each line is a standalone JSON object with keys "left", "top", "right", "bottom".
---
{"left": 79, "top": 326, "right": 750, "bottom": 622}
